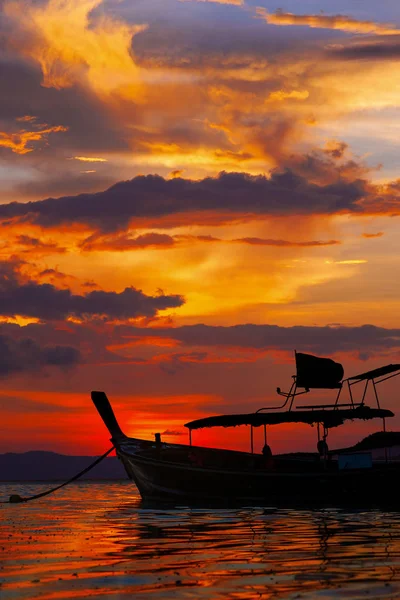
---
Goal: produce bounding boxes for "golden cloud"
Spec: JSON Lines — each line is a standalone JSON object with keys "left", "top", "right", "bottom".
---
{"left": 5, "top": 0, "right": 146, "bottom": 96}
{"left": 267, "top": 90, "right": 309, "bottom": 102}
{"left": 70, "top": 156, "right": 108, "bottom": 162}
{"left": 326, "top": 259, "right": 367, "bottom": 265}
{"left": 257, "top": 9, "right": 400, "bottom": 36}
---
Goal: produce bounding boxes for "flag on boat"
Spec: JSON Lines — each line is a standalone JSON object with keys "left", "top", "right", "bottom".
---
{"left": 295, "top": 352, "right": 344, "bottom": 389}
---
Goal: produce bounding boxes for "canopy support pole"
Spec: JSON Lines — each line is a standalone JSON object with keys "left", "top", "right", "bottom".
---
{"left": 372, "top": 380, "right": 381, "bottom": 409}
{"left": 361, "top": 380, "right": 369, "bottom": 404}
{"left": 189, "top": 429, "right": 192, "bottom": 446}
{"left": 323, "top": 426, "right": 328, "bottom": 469}
{"left": 264, "top": 424, "right": 267, "bottom": 445}
{"left": 250, "top": 425, "right": 254, "bottom": 454}
{"left": 348, "top": 380, "right": 355, "bottom": 406}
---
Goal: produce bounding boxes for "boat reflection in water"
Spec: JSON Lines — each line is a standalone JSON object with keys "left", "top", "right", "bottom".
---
{"left": 92, "top": 352, "right": 400, "bottom": 505}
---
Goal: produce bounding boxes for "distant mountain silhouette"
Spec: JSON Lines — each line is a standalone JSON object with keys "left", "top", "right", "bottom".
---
{"left": 0, "top": 451, "right": 126, "bottom": 481}
{"left": 336, "top": 431, "right": 400, "bottom": 453}
{"left": 3, "top": 432, "right": 400, "bottom": 481}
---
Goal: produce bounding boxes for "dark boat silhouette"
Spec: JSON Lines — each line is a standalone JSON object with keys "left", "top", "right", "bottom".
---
{"left": 92, "top": 352, "right": 400, "bottom": 505}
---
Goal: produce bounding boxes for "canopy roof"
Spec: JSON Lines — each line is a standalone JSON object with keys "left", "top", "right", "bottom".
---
{"left": 347, "top": 364, "right": 400, "bottom": 382}
{"left": 185, "top": 406, "right": 393, "bottom": 431}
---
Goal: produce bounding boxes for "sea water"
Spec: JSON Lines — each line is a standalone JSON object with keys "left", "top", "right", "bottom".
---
{"left": 1, "top": 481, "right": 400, "bottom": 599}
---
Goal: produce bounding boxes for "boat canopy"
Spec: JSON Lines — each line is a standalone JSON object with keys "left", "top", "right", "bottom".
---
{"left": 185, "top": 406, "right": 394, "bottom": 431}
{"left": 346, "top": 364, "right": 400, "bottom": 382}
{"left": 185, "top": 355, "right": 398, "bottom": 433}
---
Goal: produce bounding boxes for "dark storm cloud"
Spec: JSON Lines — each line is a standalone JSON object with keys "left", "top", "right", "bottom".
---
{"left": 2, "top": 320, "right": 400, "bottom": 370}
{"left": 16, "top": 235, "right": 67, "bottom": 254}
{"left": 0, "top": 284, "right": 184, "bottom": 321}
{"left": 0, "top": 261, "right": 184, "bottom": 321}
{"left": 115, "top": 323, "right": 400, "bottom": 356}
{"left": 0, "top": 170, "right": 367, "bottom": 232}
{"left": 0, "top": 334, "right": 81, "bottom": 377}
{"left": 327, "top": 41, "right": 400, "bottom": 60}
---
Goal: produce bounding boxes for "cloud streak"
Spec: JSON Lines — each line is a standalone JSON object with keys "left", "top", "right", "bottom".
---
{"left": 70, "top": 156, "right": 108, "bottom": 163}
{"left": 234, "top": 237, "right": 340, "bottom": 248}
{"left": 257, "top": 9, "right": 400, "bottom": 36}
{"left": 80, "top": 231, "right": 340, "bottom": 251}
{"left": 81, "top": 232, "right": 176, "bottom": 251}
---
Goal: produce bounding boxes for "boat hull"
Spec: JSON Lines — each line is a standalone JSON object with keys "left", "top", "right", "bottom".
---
{"left": 116, "top": 443, "right": 400, "bottom": 505}
{"left": 90, "top": 390, "right": 400, "bottom": 506}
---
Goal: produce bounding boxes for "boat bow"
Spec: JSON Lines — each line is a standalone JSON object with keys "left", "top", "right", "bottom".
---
{"left": 91, "top": 391, "right": 127, "bottom": 443}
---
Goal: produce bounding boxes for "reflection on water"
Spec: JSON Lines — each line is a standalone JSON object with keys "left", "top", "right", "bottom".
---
{"left": 1, "top": 482, "right": 400, "bottom": 599}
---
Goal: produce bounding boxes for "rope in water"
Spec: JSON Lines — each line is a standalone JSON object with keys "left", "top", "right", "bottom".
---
{"left": 2, "top": 446, "right": 115, "bottom": 504}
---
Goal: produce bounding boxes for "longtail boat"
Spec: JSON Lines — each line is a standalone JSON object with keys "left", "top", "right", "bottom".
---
{"left": 92, "top": 352, "right": 400, "bottom": 505}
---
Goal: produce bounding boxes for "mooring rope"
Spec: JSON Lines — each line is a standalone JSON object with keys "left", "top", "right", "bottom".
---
{"left": 2, "top": 446, "right": 115, "bottom": 504}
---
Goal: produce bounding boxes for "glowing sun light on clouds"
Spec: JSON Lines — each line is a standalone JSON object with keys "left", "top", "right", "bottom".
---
{"left": 4, "top": 0, "right": 147, "bottom": 97}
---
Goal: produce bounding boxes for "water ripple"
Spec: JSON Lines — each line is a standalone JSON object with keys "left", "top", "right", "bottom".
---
{"left": 1, "top": 482, "right": 400, "bottom": 599}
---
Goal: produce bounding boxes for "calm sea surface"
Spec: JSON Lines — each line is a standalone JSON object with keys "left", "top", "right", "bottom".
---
{"left": 1, "top": 481, "right": 400, "bottom": 599}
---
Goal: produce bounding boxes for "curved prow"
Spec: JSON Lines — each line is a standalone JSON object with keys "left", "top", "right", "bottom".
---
{"left": 91, "top": 391, "right": 126, "bottom": 441}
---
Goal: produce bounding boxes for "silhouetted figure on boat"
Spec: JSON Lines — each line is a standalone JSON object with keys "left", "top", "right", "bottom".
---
{"left": 262, "top": 443, "right": 274, "bottom": 469}
{"left": 317, "top": 439, "right": 329, "bottom": 456}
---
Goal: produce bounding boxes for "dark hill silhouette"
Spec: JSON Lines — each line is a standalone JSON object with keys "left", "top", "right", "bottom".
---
{"left": 0, "top": 450, "right": 126, "bottom": 481}
{"left": 336, "top": 431, "right": 400, "bottom": 453}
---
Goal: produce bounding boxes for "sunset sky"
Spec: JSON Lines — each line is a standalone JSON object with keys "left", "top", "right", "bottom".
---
{"left": 1, "top": 0, "right": 400, "bottom": 455}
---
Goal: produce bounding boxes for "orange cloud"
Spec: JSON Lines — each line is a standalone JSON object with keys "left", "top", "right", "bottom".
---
{"left": 362, "top": 232, "right": 384, "bottom": 238}
{"left": 257, "top": 9, "right": 400, "bottom": 36}
{"left": 81, "top": 232, "right": 176, "bottom": 251}
{"left": 267, "top": 90, "right": 309, "bottom": 102}
{"left": 0, "top": 123, "right": 67, "bottom": 154}
{"left": 234, "top": 237, "right": 340, "bottom": 247}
